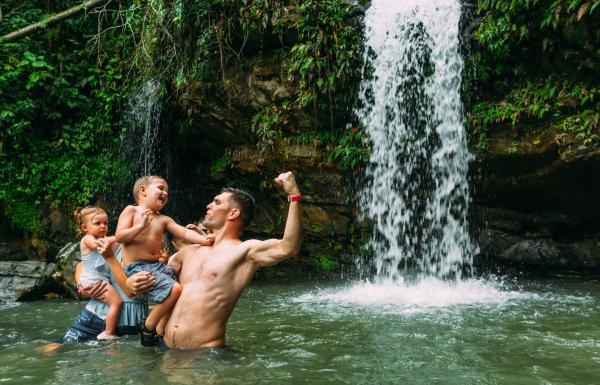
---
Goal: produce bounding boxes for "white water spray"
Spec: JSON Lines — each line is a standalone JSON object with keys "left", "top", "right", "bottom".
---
{"left": 357, "top": 0, "right": 477, "bottom": 283}
{"left": 125, "top": 80, "right": 164, "bottom": 176}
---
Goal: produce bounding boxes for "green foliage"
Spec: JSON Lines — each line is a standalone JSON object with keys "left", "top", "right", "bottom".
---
{"left": 210, "top": 153, "right": 232, "bottom": 177}
{"left": 287, "top": 0, "right": 363, "bottom": 118}
{"left": 251, "top": 105, "right": 288, "bottom": 149}
{"left": 467, "top": 0, "right": 600, "bottom": 150}
{"left": 133, "top": 0, "right": 366, "bottom": 166}
{"left": 467, "top": 78, "right": 600, "bottom": 150}
{"left": 291, "top": 126, "right": 369, "bottom": 169}
{"left": 473, "top": 0, "right": 600, "bottom": 86}
{"left": 309, "top": 251, "right": 340, "bottom": 271}
{"left": 0, "top": 1, "right": 131, "bottom": 234}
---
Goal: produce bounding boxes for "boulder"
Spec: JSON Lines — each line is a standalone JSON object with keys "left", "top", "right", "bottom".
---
{"left": 471, "top": 131, "right": 600, "bottom": 271}
{"left": 0, "top": 260, "right": 57, "bottom": 302}
{"left": 52, "top": 242, "right": 80, "bottom": 297}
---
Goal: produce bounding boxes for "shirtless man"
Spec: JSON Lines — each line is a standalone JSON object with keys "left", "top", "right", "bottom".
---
{"left": 126, "top": 171, "right": 302, "bottom": 349}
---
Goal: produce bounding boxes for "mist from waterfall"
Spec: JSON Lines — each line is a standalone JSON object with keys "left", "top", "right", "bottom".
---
{"left": 356, "top": 0, "right": 477, "bottom": 282}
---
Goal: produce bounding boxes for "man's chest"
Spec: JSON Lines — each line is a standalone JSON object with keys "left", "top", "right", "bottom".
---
{"left": 180, "top": 249, "right": 245, "bottom": 283}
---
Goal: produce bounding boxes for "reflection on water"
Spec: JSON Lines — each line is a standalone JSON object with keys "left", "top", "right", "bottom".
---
{"left": 2, "top": 278, "right": 600, "bottom": 384}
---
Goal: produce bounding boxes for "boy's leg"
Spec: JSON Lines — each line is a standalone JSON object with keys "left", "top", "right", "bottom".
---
{"left": 144, "top": 282, "right": 182, "bottom": 330}
{"left": 102, "top": 284, "right": 123, "bottom": 336}
{"left": 156, "top": 310, "right": 173, "bottom": 337}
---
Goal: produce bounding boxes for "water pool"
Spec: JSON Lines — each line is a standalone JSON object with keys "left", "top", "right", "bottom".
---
{"left": 1, "top": 276, "right": 600, "bottom": 384}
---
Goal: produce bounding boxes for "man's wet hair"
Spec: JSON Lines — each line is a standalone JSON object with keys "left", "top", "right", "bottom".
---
{"left": 222, "top": 187, "right": 255, "bottom": 229}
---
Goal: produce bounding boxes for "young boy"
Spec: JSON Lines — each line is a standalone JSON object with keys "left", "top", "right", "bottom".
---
{"left": 116, "top": 175, "right": 214, "bottom": 346}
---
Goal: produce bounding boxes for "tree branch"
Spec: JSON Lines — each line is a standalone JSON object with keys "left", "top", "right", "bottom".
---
{"left": 0, "top": 0, "right": 112, "bottom": 43}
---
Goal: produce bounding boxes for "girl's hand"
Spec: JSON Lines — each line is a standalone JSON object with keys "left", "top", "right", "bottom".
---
{"left": 96, "top": 238, "right": 114, "bottom": 259}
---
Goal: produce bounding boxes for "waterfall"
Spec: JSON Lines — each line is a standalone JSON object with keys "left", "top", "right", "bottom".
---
{"left": 124, "top": 80, "right": 166, "bottom": 177}
{"left": 357, "top": 0, "right": 477, "bottom": 282}
{"left": 107, "top": 80, "right": 171, "bottom": 222}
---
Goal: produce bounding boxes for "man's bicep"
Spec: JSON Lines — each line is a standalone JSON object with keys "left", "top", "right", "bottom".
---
{"left": 248, "top": 239, "right": 286, "bottom": 267}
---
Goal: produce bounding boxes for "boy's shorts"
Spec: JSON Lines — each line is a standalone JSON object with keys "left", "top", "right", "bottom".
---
{"left": 125, "top": 261, "right": 176, "bottom": 303}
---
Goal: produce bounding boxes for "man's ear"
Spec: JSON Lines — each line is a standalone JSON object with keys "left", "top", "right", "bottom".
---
{"left": 228, "top": 208, "right": 240, "bottom": 221}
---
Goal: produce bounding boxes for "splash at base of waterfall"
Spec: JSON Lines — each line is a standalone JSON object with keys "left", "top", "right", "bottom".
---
{"left": 294, "top": 278, "right": 533, "bottom": 314}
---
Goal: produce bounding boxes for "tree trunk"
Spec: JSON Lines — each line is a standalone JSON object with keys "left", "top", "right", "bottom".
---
{"left": 0, "top": 0, "right": 112, "bottom": 43}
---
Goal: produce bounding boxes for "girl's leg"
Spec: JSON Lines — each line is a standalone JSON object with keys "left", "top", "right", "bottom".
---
{"left": 144, "top": 282, "right": 182, "bottom": 330}
{"left": 102, "top": 283, "right": 123, "bottom": 336}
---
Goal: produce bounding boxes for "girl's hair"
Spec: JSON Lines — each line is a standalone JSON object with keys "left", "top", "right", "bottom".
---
{"left": 74, "top": 206, "right": 106, "bottom": 235}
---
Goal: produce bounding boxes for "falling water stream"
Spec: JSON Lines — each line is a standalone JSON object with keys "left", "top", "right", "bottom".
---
{"left": 357, "top": 0, "right": 475, "bottom": 282}
{"left": 317, "top": 0, "right": 492, "bottom": 309}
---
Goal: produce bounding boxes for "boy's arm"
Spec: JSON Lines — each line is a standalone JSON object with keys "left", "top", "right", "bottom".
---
{"left": 166, "top": 218, "right": 215, "bottom": 246}
{"left": 247, "top": 172, "right": 301, "bottom": 267}
{"left": 115, "top": 206, "right": 152, "bottom": 244}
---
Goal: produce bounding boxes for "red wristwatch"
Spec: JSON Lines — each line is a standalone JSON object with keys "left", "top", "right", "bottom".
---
{"left": 288, "top": 194, "right": 302, "bottom": 202}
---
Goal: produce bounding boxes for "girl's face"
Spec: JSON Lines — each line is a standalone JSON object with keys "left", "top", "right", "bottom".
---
{"left": 81, "top": 212, "right": 109, "bottom": 238}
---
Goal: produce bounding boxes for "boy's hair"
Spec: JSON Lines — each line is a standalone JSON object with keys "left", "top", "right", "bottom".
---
{"left": 133, "top": 175, "right": 167, "bottom": 203}
{"left": 74, "top": 206, "right": 106, "bottom": 235}
{"left": 222, "top": 187, "right": 255, "bottom": 230}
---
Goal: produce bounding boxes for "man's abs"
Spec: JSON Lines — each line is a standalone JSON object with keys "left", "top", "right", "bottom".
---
{"left": 163, "top": 284, "right": 235, "bottom": 349}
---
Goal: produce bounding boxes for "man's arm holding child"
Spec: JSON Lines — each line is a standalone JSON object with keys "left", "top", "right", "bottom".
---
{"left": 247, "top": 172, "right": 301, "bottom": 267}
{"left": 115, "top": 206, "right": 152, "bottom": 244}
{"left": 96, "top": 237, "right": 135, "bottom": 298}
{"left": 75, "top": 262, "right": 109, "bottom": 300}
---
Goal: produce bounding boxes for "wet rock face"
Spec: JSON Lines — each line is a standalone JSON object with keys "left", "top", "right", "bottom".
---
{"left": 228, "top": 141, "right": 361, "bottom": 273}
{"left": 0, "top": 261, "right": 57, "bottom": 301}
{"left": 471, "top": 142, "right": 600, "bottom": 271}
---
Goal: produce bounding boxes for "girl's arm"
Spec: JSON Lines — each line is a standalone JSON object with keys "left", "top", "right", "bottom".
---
{"left": 80, "top": 235, "right": 98, "bottom": 255}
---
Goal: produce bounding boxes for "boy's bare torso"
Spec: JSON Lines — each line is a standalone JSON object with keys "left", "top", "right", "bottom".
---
{"left": 162, "top": 242, "right": 257, "bottom": 349}
{"left": 121, "top": 206, "right": 168, "bottom": 266}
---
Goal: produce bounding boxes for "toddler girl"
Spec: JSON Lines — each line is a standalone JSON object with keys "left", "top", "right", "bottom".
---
{"left": 75, "top": 206, "right": 122, "bottom": 340}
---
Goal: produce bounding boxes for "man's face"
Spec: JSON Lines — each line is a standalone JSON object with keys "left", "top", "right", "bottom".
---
{"left": 202, "top": 192, "right": 234, "bottom": 229}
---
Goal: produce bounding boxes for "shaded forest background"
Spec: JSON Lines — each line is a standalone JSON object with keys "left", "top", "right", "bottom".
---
{"left": 1, "top": 0, "right": 598, "bottom": 270}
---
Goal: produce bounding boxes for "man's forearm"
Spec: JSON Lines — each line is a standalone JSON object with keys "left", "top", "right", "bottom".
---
{"left": 281, "top": 200, "right": 301, "bottom": 257}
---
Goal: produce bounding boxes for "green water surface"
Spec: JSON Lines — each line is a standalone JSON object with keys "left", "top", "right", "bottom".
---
{"left": 1, "top": 277, "right": 599, "bottom": 385}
